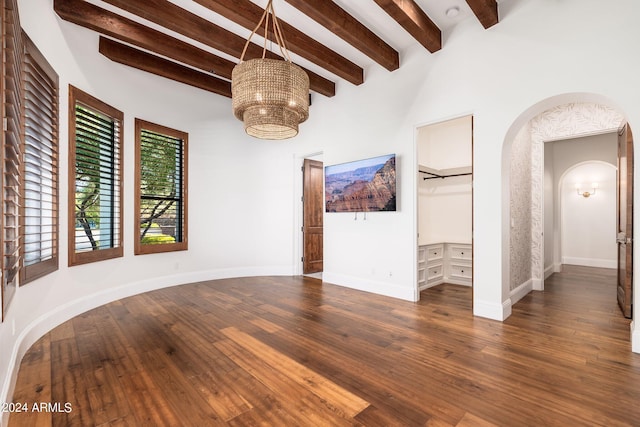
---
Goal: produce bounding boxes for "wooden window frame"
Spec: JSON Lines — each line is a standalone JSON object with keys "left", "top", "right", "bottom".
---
{"left": 1, "top": 0, "right": 24, "bottom": 320}
{"left": 21, "top": 32, "right": 59, "bottom": 283}
{"left": 134, "top": 119, "right": 188, "bottom": 255}
{"left": 68, "top": 85, "right": 123, "bottom": 266}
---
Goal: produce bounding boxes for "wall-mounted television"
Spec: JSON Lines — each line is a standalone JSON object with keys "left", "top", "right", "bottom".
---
{"left": 325, "top": 154, "right": 396, "bottom": 212}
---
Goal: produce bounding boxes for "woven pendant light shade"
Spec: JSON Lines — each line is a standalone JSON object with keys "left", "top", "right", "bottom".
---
{"left": 232, "top": 58, "right": 309, "bottom": 140}
{"left": 231, "top": 0, "right": 310, "bottom": 140}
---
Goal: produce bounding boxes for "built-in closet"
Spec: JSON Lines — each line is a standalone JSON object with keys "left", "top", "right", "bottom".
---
{"left": 417, "top": 116, "right": 473, "bottom": 294}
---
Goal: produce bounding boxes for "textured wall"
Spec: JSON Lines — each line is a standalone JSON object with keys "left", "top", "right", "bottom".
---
{"left": 529, "top": 103, "right": 624, "bottom": 282}
{"left": 510, "top": 124, "right": 533, "bottom": 289}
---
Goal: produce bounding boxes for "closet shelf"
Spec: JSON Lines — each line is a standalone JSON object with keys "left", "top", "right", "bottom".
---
{"left": 419, "top": 165, "right": 472, "bottom": 180}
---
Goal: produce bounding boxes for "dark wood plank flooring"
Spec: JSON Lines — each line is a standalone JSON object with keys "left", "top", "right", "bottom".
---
{"left": 8, "top": 265, "right": 640, "bottom": 426}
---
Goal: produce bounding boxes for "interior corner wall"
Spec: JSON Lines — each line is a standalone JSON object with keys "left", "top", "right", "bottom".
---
{"left": 560, "top": 162, "right": 617, "bottom": 267}
{"left": 550, "top": 133, "right": 618, "bottom": 268}
{"left": 418, "top": 176, "right": 472, "bottom": 245}
{"left": 546, "top": 131, "right": 618, "bottom": 275}
{"left": 417, "top": 117, "right": 472, "bottom": 246}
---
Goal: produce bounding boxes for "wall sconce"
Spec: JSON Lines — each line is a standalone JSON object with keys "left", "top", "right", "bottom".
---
{"left": 576, "top": 182, "right": 598, "bottom": 198}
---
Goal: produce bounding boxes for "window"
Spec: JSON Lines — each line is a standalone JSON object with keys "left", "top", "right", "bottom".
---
{"left": 22, "top": 33, "right": 59, "bottom": 283}
{"left": 135, "top": 119, "right": 188, "bottom": 255}
{"left": 68, "top": 86, "right": 123, "bottom": 265}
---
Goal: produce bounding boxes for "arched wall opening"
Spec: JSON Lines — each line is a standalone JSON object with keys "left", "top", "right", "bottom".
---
{"left": 559, "top": 161, "right": 617, "bottom": 269}
{"left": 501, "top": 92, "right": 637, "bottom": 352}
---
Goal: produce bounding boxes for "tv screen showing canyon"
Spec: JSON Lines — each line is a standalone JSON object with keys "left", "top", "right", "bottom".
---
{"left": 325, "top": 154, "right": 396, "bottom": 212}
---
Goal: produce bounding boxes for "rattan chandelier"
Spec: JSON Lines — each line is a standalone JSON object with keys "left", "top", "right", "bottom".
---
{"left": 232, "top": 0, "right": 309, "bottom": 140}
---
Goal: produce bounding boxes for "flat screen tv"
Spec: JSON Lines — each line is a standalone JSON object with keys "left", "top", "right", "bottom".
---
{"left": 325, "top": 154, "right": 396, "bottom": 212}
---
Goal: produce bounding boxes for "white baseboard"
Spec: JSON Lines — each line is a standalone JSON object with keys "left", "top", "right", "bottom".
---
{"left": 474, "top": 298, "right": 511, "bottom": 321}
{"left": 443, "top": 276, "right": 472, "bottom": 287}
{"left": 419, "top": 281, "right": 440, "bottom": 291}
{"left": 562, "top": 257, "right": 616, "bottom": 269}
{"left": 531, "top": 278, "right": 543, "bottom": 291}
{"left": 510, "top": 279, "right": 533, "bottom": 305}
{"left": 323, "top": 272, "right": 418, "bottom": 302}
{"left": 544, "top": 264, "right": 555, "bottom": 279}
{"left": 632, "top": 321, "right": 640, "bottom": 354}
{"left": 0, "top": 265, "right": 293, "bottom": 427}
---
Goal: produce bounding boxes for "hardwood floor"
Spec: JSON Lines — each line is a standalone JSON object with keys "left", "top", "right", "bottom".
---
{"left": 8, "top": 265, "right": 640, "bottom": 426}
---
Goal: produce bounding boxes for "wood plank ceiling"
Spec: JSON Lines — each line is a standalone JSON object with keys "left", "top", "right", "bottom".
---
{"left": 53, "top": 0, "right": 499, "bottom": 99}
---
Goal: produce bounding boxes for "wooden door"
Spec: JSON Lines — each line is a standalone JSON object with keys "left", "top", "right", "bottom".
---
{"left": 617, "top": 123, "right": 633, "bottom": 318}
{"left": 303, "top": 159, "right": 323, "bottom": 274}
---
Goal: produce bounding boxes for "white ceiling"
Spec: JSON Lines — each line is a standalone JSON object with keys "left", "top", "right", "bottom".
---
{"left": 84, "top": 0, "right": 498, "bottom": 91}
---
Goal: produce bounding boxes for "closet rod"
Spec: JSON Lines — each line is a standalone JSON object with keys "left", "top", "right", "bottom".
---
{"left": 421, "top": 171, "right": 472, "bottom": 180}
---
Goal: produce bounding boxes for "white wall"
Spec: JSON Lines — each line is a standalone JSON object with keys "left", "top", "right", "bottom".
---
{"left": 548, "top": 133, "right": 618, "bottom": 270}
{"left": 561, "top": 162, "right": 617, "bottom": 268}
{"left": 3, "top": 0, "right": 640, "bottom": 417}
{"left": 1, "top": 0, "right": 304, "bottom": 412}
{"left": 418, "top": 176, "right": 472, "bottom": 245}
{"left": 417, "top": 117, "right": 472, "bottom": 246}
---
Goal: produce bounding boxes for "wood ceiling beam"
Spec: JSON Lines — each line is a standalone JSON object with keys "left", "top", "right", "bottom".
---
{"left": 99, "top": 37, "right": 232, "bottom": 97}
{"left": 53, "top": 0, "right": 334, "bottom": 97}
{"left": 465, "top": 0, "right": 499, "bottom": 29}
{"left": 373, "top": 0, "right": 441, "bottom": 53}
{"left": 192, "top": 0, "right": 364, "bottom": 85}
{"left": 284, "top": 0, "right": 399, "bottom": 71}
{"left": 100, "top": 0, "right": 335, "bottom": 97}
{"left": 54, "top": 0, "right": 234, "bottom": 74}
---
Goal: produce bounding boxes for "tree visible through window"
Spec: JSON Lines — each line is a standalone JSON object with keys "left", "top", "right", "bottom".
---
{"left": 135, "top": 119, "right": 188, "bottom": 255}
{"left": 68, "top": 86, "right": 123, "bottom": 266}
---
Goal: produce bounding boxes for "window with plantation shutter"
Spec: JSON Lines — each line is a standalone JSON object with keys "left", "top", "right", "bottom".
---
{"left": 22, "top": 33, "right": 59, "bottom": 283}
{"left": 2, "top": 0, "right": 24, "bottom": 320}
{"left": 68, "top": 86, "right": 123, "bottom": 266}
{"left": 135, "top": 119, "right": 188, "bottom": 255}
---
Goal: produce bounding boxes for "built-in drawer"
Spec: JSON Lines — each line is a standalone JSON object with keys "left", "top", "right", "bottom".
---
{"left": 449, "top": 244, "right": 471, "bottom": 261}
{"left": 426, "top": 244, "right": 444, "bottom": 262}
{"left": 449, "top": 263, "right": 472, "bottom": 279}
{"left": 427, "top": 263, "right": 444, "bottom": 282}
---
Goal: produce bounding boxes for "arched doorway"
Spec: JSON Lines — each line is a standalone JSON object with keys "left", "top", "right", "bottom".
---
{"left": 559, "top": 161, "right": 617, "bottom": 269}
{"left": 501, "top": 93, "right": 636, "bottom": 351}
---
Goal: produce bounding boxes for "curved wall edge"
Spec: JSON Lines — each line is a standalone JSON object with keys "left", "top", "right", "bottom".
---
{"left": 0, "top": 265, "right": 294, "bottom": 426}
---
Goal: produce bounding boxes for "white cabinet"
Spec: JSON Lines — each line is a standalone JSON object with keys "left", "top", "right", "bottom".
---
{"left": 425, "top": 244, "right": 444, "bottom": 286}
{"left": 446, "top": 244, "right": 472, "bottom": 286}
{"left": 418, "top": 243, "right": 472, "bottom": 289}
{"left": 417, "top": 246, "right": 427, "bottom": 288}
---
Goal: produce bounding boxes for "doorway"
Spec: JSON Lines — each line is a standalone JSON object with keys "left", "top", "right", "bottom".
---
{"left": 302, "top": 158, "right": 323, "bottom": 276}
{"left": 295, "top": 152, "right": 324, "bottom": 279}
{"left": 546, "top": 135, "right": 618, "bottom": 275}
{"left": 504, "top": 98, "right": 634, "bottom": 326}
{"left": 557, "top": 159, "right": 617, "bottom": 269}
{"left": 416, "top": 115, "right": 473, "bottom": 302}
